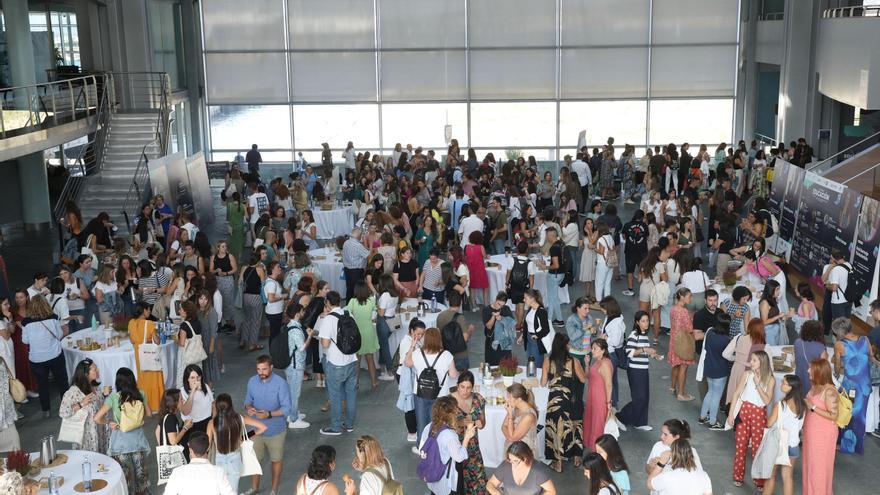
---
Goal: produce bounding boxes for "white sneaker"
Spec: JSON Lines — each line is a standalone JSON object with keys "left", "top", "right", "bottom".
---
{"left": 288, "top": 419, "right": 310, "bottom": 429}
{"left": 299, "top": 413, "right": 306, "bottom": 420}
{"left": 411, "top": 446, "right": 421, "bottom": 455}
{"left": 635, "top": 425, "right": 653, "bottom": 431}
{"left": 615, "top": 417, "right": 627, "bottom": 432}
{"left": 26, "top": 391, "right": 39, "bottom": 399}
{"left": 378, "top": 372, "right": 396, "bottom": 381}
{"left": 407, "top": 433, "right": 418, "bottom": 442}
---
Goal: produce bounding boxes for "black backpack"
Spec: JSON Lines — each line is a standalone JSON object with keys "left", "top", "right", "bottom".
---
{"left": 554, "top": 241, "right": 573, "bottom": 287}
{"left": 840, "top": 264, "right": 862, "bottom": 307}
{"left": 329, "top": 311, "right": 362, "bottom": 355}
{"left": 269, "top": 323, "right": 297, "bottom": 369}
{"left": 441, "top": 317, "right": 467, "bottom": 354}
{"left": 416, "top": 350, "right": 447, "bottom": 400}
{"left": 510, "top": 257, "right": 530, "bottom": 290}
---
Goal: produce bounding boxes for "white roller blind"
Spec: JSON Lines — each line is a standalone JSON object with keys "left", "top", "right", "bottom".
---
{"left": 293, "top": 104, "right": 380, "bottom": 149}
{"left": 471, "top": 102, "right": 556, "bottom": 147}
{"left": 380, "top": 51, "right": 467, "bottom": 101}
{"left": 561, "top": 0, "right": 649, "bottom": 46}
{"left": 202, "top": 0, "right": 286, "bottom": 50}
{"left": 290, "top": 52, "right": 377, "bottom": 102}
{"left": 289, "top": 0, "right": 375, "bottom": 49}
{"left": 559, "top": 101, "right": 647, "bottom": 147}
{"left": 650, "top": 45, "right": 737, "bottom": 98}
{"left": 205, "top": 53, "right": 289, "bottom": 104}
{"left": 652, "top": 0, "right": 740, "bottom": 44}
{"left": 468, "top": 0, "right": 556, "bottom": 47}
{"left": 469, "top": 49, "right": 556, "bottom": 100}
{"left": 381, "top": 103, "right": 468, "bottom": 148}
{"left": 379, "top": 0, "right": 466, "bottom": 48}
{"left": 561, "top": 47, "right": 648, "bottom": 99}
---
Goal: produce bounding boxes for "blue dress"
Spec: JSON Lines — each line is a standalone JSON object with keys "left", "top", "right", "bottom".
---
{"left": 840, "top": 336, "right": 871, "bottom": 454}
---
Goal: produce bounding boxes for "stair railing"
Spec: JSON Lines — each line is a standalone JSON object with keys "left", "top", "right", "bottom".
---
{"left": 807, "top": 129, "right": 880, "bottom": 175}
{"left": 0, "top": 74, "right": 100, "bottom": 138}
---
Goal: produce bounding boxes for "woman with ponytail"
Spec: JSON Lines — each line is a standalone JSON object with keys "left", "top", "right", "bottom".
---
{"left": 207, "top": 393, "right": 267, "bottom": 491}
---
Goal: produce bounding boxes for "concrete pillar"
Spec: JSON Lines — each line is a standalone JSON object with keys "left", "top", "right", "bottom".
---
{"left": 5, "top": 0, "right": 52, "bottom": 230}
{"left": 777, "top": 0, "right": 819, "bottom": 144}
{"left": 180, "top": 0, "right": 203, "bottom": 154}
{"left": 737, "top": 0, "right": 760, "bottom": 143}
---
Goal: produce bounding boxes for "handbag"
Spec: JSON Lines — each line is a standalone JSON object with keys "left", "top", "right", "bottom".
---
{"left": 137, "top": 320, "right": 163, "bottom": 372}
{"left": 751, "top": 409, "right": 787, "bottom": 479}
{"left": 695, "top": 330, "right": 710, "bottom": 382}
{"left": 181, "top": 321, "right": 208, "bottom": 365}
{"left": 723, "top": 334, "right": 741, "bottom": 362}
{"left": 672, "top": 330, "right": 696, "bottom": 361}
{"left": 156, "top": 414, "right": 186, "bottom": 485}
{"left": 119, "top": 399, "right": 145, "bottom": 432}
{"left": 58, "top": 402, "right": 88, "bottom": 444}
{"left": 2, "top": 359, "right": 26, "bottom": 404}
{"left": 603, "top": 415, "right": 620, "bottom": 439}
{"left": 81, "top": 234, "right": 99, "bottom": 266}
{"left": 871, "top": 360, "right": 880, "bottom": 387}
{"left": 239, "top": 415, "right": 262, "bottom": 477}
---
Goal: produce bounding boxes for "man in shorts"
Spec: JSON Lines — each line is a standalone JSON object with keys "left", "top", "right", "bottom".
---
{"left": 506, "top": 240, "right": 536, "bottom": 332}
{"left": 244, "top": 355, "right": 291, "bottom": 495}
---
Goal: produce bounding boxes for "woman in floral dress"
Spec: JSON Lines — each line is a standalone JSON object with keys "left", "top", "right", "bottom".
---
{"left": 452, "top": 371, "right": 486, "bottom": 494}
{"left": 541, "top": 333, "right": 586, "bottom": 472}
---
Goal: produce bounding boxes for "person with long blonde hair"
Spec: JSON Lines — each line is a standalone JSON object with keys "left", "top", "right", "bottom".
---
{"left": 727, "top": 350, "right": 775, "bottom": 488}
{"left": 418, "top": 396, "right": 476, "bottom": 495}
{"left": 351, "top": 435, "right": 395, "bottom": 495}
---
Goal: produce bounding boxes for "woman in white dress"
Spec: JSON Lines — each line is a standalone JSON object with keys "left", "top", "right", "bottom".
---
{"left": 299, "top": 210, "right": 319, "bottom": 250}
{"left": 579, "top": 218, "right": 598, "bottom": 302}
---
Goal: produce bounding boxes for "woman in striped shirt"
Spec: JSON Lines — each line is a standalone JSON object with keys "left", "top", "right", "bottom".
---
{"left": 137, "top": 259, "right": 168, "bottom": 308}
{"left": 616, "top": 311, "right": 659, "bottom": 431}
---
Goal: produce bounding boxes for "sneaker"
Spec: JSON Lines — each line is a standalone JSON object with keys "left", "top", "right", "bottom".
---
{"left": 319, "top": 427, "right": 342, "bottom": 436}
{"left": 288, "top": 419, "right": 310, "bottom": 429}
{"left": 635, "top": 425, "right": 653, "bottom": 431}
{"left": 552, "top": 320, "right": 565, "bottom": 327}
{"left": 377, "top": 372, "right": 396, "bottom": 381}
{"left": 344, "top": 425, "right": 355, "bottom": 433}
{"left": 299, "top": 413, "right": 306, "bottom": 420}
{"left": 407, "top": 433, "right": 418, "bottom": 442}
{"left": 615, "top": 417, "right": 627, "bottom": 432}
{"left": 870, "top": 429, "right": 880, "bottom": 439}
{"left": 411, "top": 446, "right": 421, "bottom": 455}
{"left": 27, "top": 391, "right": 39, "bottom": 399}
{"left": 622, "top": 289, "right": 635, "bottom": 297}
{"left": 708, "top": 422, "right": 726, "bottom": 431}
{"left": 241, "top": 489, "right": 258, "bottom": 495}
{"left": 698, "top": 416, "right": 709, "bottom": 425}
{"left": 624, "top": 199, "right": 635, "bottom": 204}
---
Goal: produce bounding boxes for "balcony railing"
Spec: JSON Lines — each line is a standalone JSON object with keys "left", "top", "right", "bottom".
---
{"left": 822, "top": 6, "right": 880, "bottom": 18}
{"left": 0, "top": 74, "right": 101, "bottom": 139}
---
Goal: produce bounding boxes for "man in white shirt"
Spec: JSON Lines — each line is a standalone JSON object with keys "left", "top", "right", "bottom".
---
{"left": 247, "top": 182, "right": 270, "bottom": 226}
{"left": 318, "top": 292, "right": 358, "bottom": 436}
{"left": 569, "top": 153, "right": 592, "bottom": 205}
{"left": 458, "top": 205, "right": 484, "bottom": 248}
{"left": 26, "top": 272, "right": 50, "bottom": 299}
{"left": 823, "top": 248, "right": 853, "bottom": 321}
{"left": 164, "top": 431, "right": 235, "bottom": 495}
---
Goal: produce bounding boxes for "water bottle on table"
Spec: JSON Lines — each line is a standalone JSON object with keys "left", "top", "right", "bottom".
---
{"left": 82, "top": 455, "right": 92, "bottom": 491}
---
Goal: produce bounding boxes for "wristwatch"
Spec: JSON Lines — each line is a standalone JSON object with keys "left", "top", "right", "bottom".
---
{"left": 268, "top": 411, "right": 272, "bottom": 418}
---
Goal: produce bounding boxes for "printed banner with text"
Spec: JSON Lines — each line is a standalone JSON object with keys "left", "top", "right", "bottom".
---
{"left": 852, "top": 195, "right": 880, "bottom": 321}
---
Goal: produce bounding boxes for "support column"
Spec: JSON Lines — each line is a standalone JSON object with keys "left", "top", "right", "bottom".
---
{"left": 6, "top": 0, "right": 52, "bottom": 231}
{"left": 736, "top": 0, "right": 759, "bottom": 143}
{"left": 777, "top": 0, "right": 819, "bottom": 144}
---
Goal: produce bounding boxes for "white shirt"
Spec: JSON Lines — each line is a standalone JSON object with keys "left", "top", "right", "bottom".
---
{"left": 647, "top": 441, "right": 703, "bottom": 495}
{"left": 248, "top": 192, "right": 270, "bottom": 224}
{"left": 93, "top": 281, "right": 118, "bottom": 300}
{"left": 397, "top": 333, "right": 422, "bottom": 376}
{"left": 264, "top": 279, "right": 284, "bottom": 315}
{"left": 182, "top": 222, "right": 199, "bottom": 240}
{"left": 47, "top": 294, "right": 70, "bottom": 322}
{"left": 359, "top": 461, "right": 394, "bottom": 495}
{"left": 181, "top": 385, "right": 215, "bottom": 422}
{"left": 64, "top": 280, "right": 85, "bottom": 311}
{"left": 27, "top": 286, "right": 48, "bottom": 299}
{"left": 0, "top": 322, "right": 14, "bottom": 377}
{"left": 164, "top": 458, "right": 235, "bottom": 495}
{"left": 343, "top": 149, "right": 357, "bottom": 170}
{"left": 828, "top": 263, "right": 850, "bottom": 304}
{"left": 651, "top": 468, "right": 712, "bottom": 495}
{"left": 680, "top": 271, "right": 710, "bottom": 294}
{"left": 779, "top": 401, "right": 804, "bottom": 448}
{"left": 378, "top": 293, "right": 398, "bottom": 319}
{"left": 410, "top": 350, "right": 454, "bottom": 397}
{"left": 458, "top": 215, "right": 484, "bottom": 248}
{"left": 571, "top": 159, "right": 591, "bottom": 186}
{"left": 603, "top": 316, "right": 626, "bottom": 351}
{"left": 213, "top": 290, "right": 223, "bottom": 322}
{"left": 562, "top": 223, "right": 580, "bottom": 248}
{"left": 665, "top": 258, "right": 682, "bottom": 286}
{"left": 597, "top": 235, "right": 615, "bottom": 267}
{"left": 318, "top": 308, "right": 358, "bottom": 366}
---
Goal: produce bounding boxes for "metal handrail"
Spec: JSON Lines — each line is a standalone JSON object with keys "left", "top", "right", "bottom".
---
{"left": 822, "top": 6, "right": 880, "bottom": 18}
{"left": 1, "top": 74, "right": 99, "bottom": 138}
{"left": 841, "top": 160, "right": 880, "bottom": 185}
{"left": 758, "top": 12, "right": 784, "bottom": 21}
{"left": 807, "top": 129, "right": 880, "bottom": 173}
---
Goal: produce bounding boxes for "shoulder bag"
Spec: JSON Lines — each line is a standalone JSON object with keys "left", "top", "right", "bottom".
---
{"left": 722, "top": 334, "right": 741, "bottom": 362}
{"left": 181, "top": 321, "right": 208, "bottom": 366}
{"left": 750, "top": 402, "right": 788, "bottom": 479}
{"left": 57, "top": 393, "right": 88, "bottom": 444}
{"left": 365, "top": 459, "right": 403, "bottom": 495}
{"left": 155, "top": 414, "right": 186, "bottom": 485}
{"left": 672, "top": 328, "right": 696, "bottom": 361}
{"left": 239, "top": 415, "right": 262, "bottom": 477}
{"left": 138, "top": 320, "right": 163, "bottom": 372}
{"left": 81, "top": 234, "right": 99, "bottom": 266}
{"left": 2, "top": 359, "right": 26, "bottom": 404}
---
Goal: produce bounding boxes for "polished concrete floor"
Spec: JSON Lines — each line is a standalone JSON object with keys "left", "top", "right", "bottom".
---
{"left": 3, "top": 198, "right": 877, "bottom": 495}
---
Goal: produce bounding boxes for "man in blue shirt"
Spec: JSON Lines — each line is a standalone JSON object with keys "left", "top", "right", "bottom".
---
{"left": 244, "top": 355, "right": 291, "bottom": 495}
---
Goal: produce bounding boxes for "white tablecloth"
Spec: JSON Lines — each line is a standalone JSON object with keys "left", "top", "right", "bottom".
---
{"left": 470, "top": 367, "right": 549, "bottom": 468}
{"left": 27, "top": 450, "right": 126, "bottom": 495}
{"left": 365, "top": 298, "right": 446, "bottom": 370}
{"left": 486, "top": 254, "right": 570, "bottom": 306}
{"left": 308, "top": 247, "right": 346, "bottom": 295}
{"left": 62, "top": 327, "right": 179, "bottom": 391}
{"left": 314, "top": 207, "right": 355, "bottom": 239}
{"left": 766, "top": 345, "right": 879, "bottom": 432}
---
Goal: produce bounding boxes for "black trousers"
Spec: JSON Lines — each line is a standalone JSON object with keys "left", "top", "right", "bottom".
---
{"left": 30, "top": 353, "right": 69, "bottom": 412}
{"left": 617, "top": 367, "right": 649, "bottom": 427}
{"left": 343, "top": 268, "right": 364, "bottom": 302}
{"left": 267, "top": 312, "right": 283, "bottom": 341}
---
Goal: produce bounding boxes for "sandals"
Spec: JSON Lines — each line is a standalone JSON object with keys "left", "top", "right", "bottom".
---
{"left": 248, "top": 344, "right": 265, "bottom": 352}
{"left": 676, "top": 394, "right": 695, "bottom": 402}
{"left": 552, "top": 461, "right": 563, "bottom": 473}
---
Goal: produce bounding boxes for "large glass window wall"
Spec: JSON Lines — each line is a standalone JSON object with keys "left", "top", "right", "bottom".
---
{"left": 201, "top": 0, "right": 740, "bottom": 162}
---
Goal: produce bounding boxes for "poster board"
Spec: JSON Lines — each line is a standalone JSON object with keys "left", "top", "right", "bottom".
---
{"left": 147, "top": 154, "right": 172, "bottom": 210}
{"left": 185, "top": 152, "right": 215, "bottom": 227}
{"left": 789, "top": 171, "right": 859, "bottom": 279}
{"left": 163, "top": 152, "right": 194, "bottom": 217}
{"left": 766, "top": 159, "right": 787, "bottom": 253}
{"left": 777, "top": 162, "right": 804, "bottom": 261}
{"left": 852, "top": 195, "right": 880, "bottom": 320}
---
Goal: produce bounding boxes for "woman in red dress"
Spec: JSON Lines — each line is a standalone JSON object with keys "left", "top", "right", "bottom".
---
{"left": 464, "top": 231, "right": 489, "bottom": 307}
{"left": 583, "top": 339, "right": 613, "bottom": 452}
{"left": 11, "top": 289, "right": 37, "bottom": 393}
{"left": 668, "top": 288, "right": 703, "bottom": 402}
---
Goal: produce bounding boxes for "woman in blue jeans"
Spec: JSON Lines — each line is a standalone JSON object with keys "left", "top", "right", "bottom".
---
{"left": 403, "top": 327, "right": 459, "bottom": 446}
{"left": 522, "top": 289, "right": 555, "bottom": 368}
{"left": 698, "top": 312, "right": 733, "bottom": 429}
{"left": 419, "top": 248, "right": 446, "bottom": 305}
{"left": 285, "top": 302, "right": 313, "bottom": 428}
{"left": 207, "top": 393, "right": 267, "bottom": 492}
{"left": 375, "top": 275, "right": 400, "bottom": 380}
{"left": 759, "top": 280, "right": 792, "bottom": 346}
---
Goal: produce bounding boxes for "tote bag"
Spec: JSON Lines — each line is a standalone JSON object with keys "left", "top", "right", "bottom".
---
{"left": 182, "top": 321, "right": 208, "bottom": 365}
{"left": 239, "top": 415, "right": 262, "bottom": 477}
{"left": 58, "top": 399, "right": 88, "bottom": 444}
{"left": 81, "top": 234, "right": 99, "bottom": 266}
{"left": 156, "top": 414, "right": 186, "bottom": 485}
{"left": 672, "top": 330, "right": 696, "bottom": 361}
{"left": 138, "top": 320, "right": 163, "bottom": 372}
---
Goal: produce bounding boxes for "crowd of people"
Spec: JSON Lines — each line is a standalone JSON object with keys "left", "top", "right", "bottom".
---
{"left": 0, "top": 133, "right": 873, "bottom": 495}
